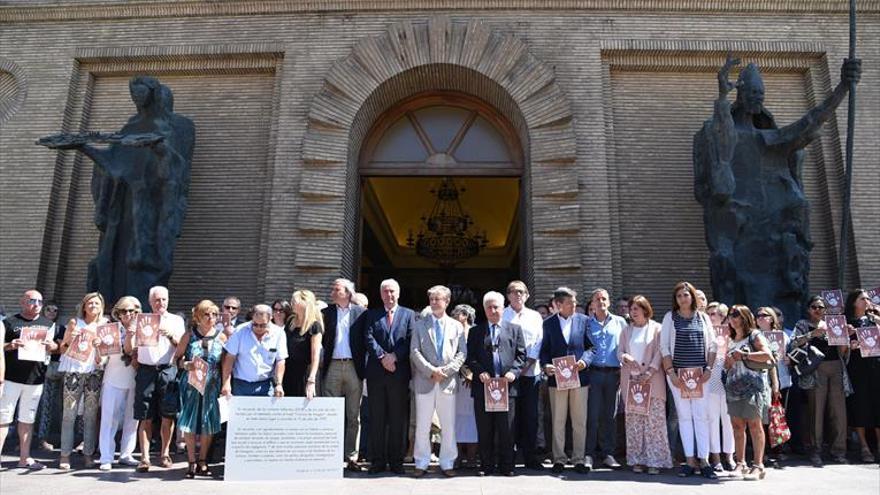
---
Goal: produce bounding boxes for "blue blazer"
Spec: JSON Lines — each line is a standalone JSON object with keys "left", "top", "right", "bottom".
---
{"left": 540, "top": 313, "right": 594, "bottom": 387}
{"left": 363, "top": 305, "right": 416, "bottom": 383}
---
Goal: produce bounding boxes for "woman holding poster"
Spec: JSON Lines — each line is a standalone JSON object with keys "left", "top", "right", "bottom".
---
{"left": 175, "top": 300, "right": 226, "bottom": 478}
{"left": 843, "top": 289, "right": 880, "bottom": 463}
{"left": 723, "top": 305, "right": 772, "bottom": 480}
{"left": 659, "top": 282, "right": 717, "bottom": 479}
{"left": 57, "top": 292, "right": 107, "bottom": 470}
{"left": 618, "top": 295, "right": 671, "bottom": 475}
{"left": 790, "top": 295, "right": 849, "bottom": 467}
{"left": 97, "top": 296, "right": 142, "bottom": 471}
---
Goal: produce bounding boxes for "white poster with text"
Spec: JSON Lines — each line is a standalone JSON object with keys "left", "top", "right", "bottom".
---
{"left": 224, "top": 397, "right": 344, "bottom": 481}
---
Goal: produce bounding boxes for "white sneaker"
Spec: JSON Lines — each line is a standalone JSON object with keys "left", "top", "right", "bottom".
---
{"left": 99, "top": 463, "right": 112, "bottom": 471}
{"left": 603, "top": 455, "right": 621, "bottom": 469}
{"left": 118, "top": 457, "right": 140, "bottom": 467}
{"left": 584, "top": 455, "right": 593, "bottom": 470}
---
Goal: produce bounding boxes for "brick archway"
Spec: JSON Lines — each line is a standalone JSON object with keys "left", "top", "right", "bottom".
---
{"left": 298, "top": 16, "right": 577, "bottom": 296}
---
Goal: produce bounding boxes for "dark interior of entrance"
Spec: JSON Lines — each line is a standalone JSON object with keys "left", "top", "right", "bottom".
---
{"left": 359, "top": 177, "right": 520, "bottom": 314}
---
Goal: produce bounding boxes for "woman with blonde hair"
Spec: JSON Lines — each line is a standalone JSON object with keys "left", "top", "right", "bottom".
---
{"left": 97, "top": 296, "right": 142, "bottom": 471}
{"left": 724, "top": 305, "right": 773, "bottom": 480}
{"left": 283, "top": 290, "right": 323, "bottom": 399}
{"left": 58, "top": 292, "right": 108, "bottom": 470}
{"left": 175, "top": 300, "right": 226, "bottom": 478}
{"left": 618, "top": 295, "right": 672, "bottom": 474}
{"left": 705, "top": 301, "right": 736, "bottom": 473}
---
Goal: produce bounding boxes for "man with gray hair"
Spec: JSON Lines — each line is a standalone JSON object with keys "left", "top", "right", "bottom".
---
{"left": 364, "top": 278, "right": 416, "bottom": 474}
{"left": 321, "top": 278, "right": 367, "bottom": 472}
{"left": 221, "top": 304, "right": 287, "bottom": 397}
{"left": 467, "top": 291, "right": 526, "bottom": 477}
{"left": 410, "top": 285, "right": 467, "bottom": 477}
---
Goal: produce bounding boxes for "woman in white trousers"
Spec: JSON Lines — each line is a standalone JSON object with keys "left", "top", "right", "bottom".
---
{"left": 706, "top": 302, "right": 735, "bottom": 472}
{"left": 98, "top": 296, "right": 141, "bottom": 470}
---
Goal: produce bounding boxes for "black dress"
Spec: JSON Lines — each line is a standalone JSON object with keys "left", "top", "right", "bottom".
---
{"left": 846, "top": 315, "right": 880, "bottom": 428}
{"left": 283, "top": 321, "right": 322, "bottom": 397}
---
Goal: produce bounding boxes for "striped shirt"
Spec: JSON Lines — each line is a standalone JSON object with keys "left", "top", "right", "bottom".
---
{"left": 671, "top": 311, "right": 707, "bottom": 369}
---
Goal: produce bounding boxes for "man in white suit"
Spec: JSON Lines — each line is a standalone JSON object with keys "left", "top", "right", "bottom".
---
{"left": 410, "top": 285, "right": 467, "bottom": 477}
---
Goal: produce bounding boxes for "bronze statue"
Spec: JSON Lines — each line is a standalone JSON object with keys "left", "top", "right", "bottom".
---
{"left": 694, "top": 54, "right": 861, "bottom": 321}
{"left": 38, "top": 76, "right": 195, "bottom": 307}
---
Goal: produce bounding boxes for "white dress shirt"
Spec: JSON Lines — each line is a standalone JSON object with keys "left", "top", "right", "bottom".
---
{"left": 502, "top": 305, "right": 543, "bottom": 377}
{"left": 332, "top": 305, "right": 353, "bottom": 359}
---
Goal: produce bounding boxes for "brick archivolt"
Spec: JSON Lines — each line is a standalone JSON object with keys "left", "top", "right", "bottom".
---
{"left": 298, "top": 16, "right": 578, "bottom": 288}
{"left": 0, "top": 58, "right": 27, "bottom": 125}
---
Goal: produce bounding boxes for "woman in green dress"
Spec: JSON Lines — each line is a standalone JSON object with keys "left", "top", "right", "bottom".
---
{"left": 175, "top": 300, "right": 226, "bottom": 478}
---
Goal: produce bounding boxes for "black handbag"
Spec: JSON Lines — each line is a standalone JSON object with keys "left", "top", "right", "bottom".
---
{"left": 787, "top": 345, "right": 824, "bottom": 376}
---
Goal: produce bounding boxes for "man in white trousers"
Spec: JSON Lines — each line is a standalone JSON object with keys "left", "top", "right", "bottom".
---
{"left": 410, "top": 285, "right": 466, "bottom": 477}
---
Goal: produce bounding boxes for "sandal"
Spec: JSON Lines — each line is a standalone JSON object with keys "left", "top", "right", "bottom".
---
{"left": 185, "top": 462, "right": 196, "bottom": 479}
{"left": 58, "top": 456, "right": 71, "bottom": 471}
{"left": 197, "top": 461, "right": 212, "bottom": 477}
{"left": 861, "top": 447, "right": 876, "bottom": 464}
{"left": 160, "top": 455, "right": 173, "bottom": 468}
{"left": 743, "top": 465, "right": 765, "bottom": 481}
{"left": 136, "top": 459, "right": 151, "bottom": 472}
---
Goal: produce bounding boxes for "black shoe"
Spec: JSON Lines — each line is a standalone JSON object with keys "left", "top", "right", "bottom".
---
{"left": 478, "top": 468, "right": 495, "bottom": 477}
{"left": 810, "top": 454, "right": 824, "bottom": 468}
{"left": 525, "top": 462, "right": 545, "bottom": 471}
{"left": 502, "top": 470, "right": 515, "bottom": 477}
{"left": 551, "top": 463, "right": 565, "bottom": 474}
{"left": 346, "top": 460, "right": 365, "bottom": 473}
{"left": 831, "top": 455, "right": 848, "bottom": 465}
{"left": 700, "top": 465, "right": 718, "bottom": 479}
{"left": 574, "top": 463, "right": 591, "bottom": 474}
{"left": 368, "top": 465, "right": 386, "bottom": 474}
{"left": 678, "top": 465, "right": 695, "bottom": 477}
{"left": 390, "top": 465, "right": 405, "bottom": 475}
{"left": 721, "top": 457, "right": 736, "bottom": 472}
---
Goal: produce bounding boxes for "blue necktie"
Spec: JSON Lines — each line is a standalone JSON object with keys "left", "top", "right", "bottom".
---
{"left": 491, "top": 324, "right": 502, "bottom": 376}
{"left": 434, "top": 318, "right": 444, "bottom": 358}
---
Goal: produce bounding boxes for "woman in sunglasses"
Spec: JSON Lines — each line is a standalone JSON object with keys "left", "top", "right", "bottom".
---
{"left": 175, "top": 300, "right": 227, "bottom": 478}
{"left": 724, "top": 305, "right": 773, "bottom": 480}
{"left": 790, "top": 295, "right": 849, "bottom": 467}
{"left": 755, "top": 307, "right": 786, "bottom": 469}
{"left": 97, "top": 296, "right": 142, "bottom": 471}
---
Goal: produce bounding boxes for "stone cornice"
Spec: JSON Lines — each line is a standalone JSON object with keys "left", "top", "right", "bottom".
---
{"left": 1, "top": 0, "right": 878, "bottom": 23}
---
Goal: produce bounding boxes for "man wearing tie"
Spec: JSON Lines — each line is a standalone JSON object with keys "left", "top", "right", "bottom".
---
{"left": 410, "top": 285, "right": 466, "bottom": 477}
{"left": 321, "top": 278, "right": 367, "bottom": 472}
{"left": 364, "top": 279, "right": 416, "bottom": 474}
{"left": 540, "top": 287, "right": 594, "bottom": 474}
{"left": 467, "top": 291, "right": 526, "bottom": 477}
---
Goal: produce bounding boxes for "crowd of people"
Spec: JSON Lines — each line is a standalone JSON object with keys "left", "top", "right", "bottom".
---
{"left": 0, "top": 279, "right": 878, "bottom": 482}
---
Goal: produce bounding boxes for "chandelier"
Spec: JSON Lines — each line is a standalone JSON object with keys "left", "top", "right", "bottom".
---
{"left": 407, "top": 177, "right": 488, "bottom": 268}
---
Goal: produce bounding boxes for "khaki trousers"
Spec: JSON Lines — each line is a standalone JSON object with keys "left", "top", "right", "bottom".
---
{"left": 322, "top": 360, "right": 362, "bottom": 460}
{"left": 549, "top": 385, "right": 589, "bottom": 464}
{"left": 807, "top": 359, "right": 847, "bottom": 457}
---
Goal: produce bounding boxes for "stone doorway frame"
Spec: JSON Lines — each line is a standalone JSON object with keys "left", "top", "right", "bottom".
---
{"left": 297, "top": 16, "right": 578, "bottom": 297}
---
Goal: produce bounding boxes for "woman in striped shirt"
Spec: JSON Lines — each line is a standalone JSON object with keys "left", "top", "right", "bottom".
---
{"left": 660, "top": 281, "right": 718, "bottom": 479}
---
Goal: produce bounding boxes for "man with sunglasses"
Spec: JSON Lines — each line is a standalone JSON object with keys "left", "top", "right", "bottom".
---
{"left": 0, "top": 290, "right": 58, "bottom": 470}
{"left": 218, "top": 297, "right": 245, "bottom": 336}
{"left": 221, "top": 304, "right": 287, "bottom": 397}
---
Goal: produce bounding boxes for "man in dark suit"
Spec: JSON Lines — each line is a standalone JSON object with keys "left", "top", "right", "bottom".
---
{"left": 467, "top": 290, "right": 526, "bottom": 477}
{"left": 321, "top": 278, "right": 367, "bottom": 472}
{"left": 364, "top": 278, "right": 416, "bottom": 474}
{"left": 540, "top": 287, "right": 594, "bottom": 474}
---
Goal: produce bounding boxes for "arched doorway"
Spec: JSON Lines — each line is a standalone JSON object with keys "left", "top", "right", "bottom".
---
{"left": 358, "top": 92, "right": 523, "bottom": 310}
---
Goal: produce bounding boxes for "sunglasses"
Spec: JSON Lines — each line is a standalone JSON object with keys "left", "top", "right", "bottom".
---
{"left": 810, "top": 305, "right": 826, "bottom": 311}
{"left": 272, "top": 307, "right": 284, "bottom": 313}
{"left": 224, "top": 305, "right": 239, "bottom": 310}
{"left": 756, "top": 313, "right": 771, "bottom": 318}
{"left": 729, "top": 311, "right": 742, "bottom": 319}
{"left": 119, "top": 308, "right": 138, "bottom": 314}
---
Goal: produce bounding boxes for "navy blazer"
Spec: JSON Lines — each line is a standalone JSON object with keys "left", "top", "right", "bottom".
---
{"left": 363, "top": 305, "right": 416, "bottom": 382}
{"left": 321, "top": 304, "right": 367, "bottom": 380}
{"left": 540, "top": 313, "right": 594, "bottom": 387}
{"left": 466, "top": 320, "right": 526, "bottom": 399}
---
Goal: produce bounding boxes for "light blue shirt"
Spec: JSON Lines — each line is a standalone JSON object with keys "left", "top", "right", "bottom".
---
{"left": 587, "top": 313, "right": 625, "bottom": 368}
{"left": 223, "top": 323, "right": 288, "bottom": 383}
